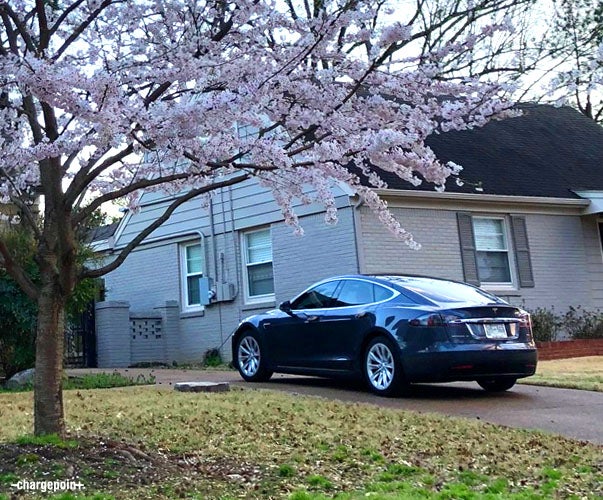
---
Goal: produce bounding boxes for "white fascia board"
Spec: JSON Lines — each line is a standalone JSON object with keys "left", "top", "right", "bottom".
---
{"left": 368, "top": 189, "right": 590, "bottom": 215}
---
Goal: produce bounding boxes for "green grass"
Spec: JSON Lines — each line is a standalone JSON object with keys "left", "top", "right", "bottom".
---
{"left": 0, "top": 387, "right": 601, "bottom": 499}
{"left": 15, "top": 434, "right": 78, "bottom": 449}
{"left": 519, "top": 356, "right": 603, "bottom": 391}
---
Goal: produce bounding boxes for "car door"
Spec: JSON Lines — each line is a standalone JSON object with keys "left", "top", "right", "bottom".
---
{"left": 265, "top": 280, "right": 342, "bottom": 368}
{"left": 315, "top": 279, "right": 393, "bottom": 370}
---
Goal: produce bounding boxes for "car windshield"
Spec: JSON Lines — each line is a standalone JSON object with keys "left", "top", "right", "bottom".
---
{"left": 382, "top": 276, "right": 504, "bottom": 305}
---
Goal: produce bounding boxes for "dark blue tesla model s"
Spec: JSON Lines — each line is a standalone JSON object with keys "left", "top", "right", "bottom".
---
{"left": 232, "top": 275, "right": 537, "bottom": 396}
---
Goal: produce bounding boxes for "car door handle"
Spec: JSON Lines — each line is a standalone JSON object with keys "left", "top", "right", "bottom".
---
{"left": 355, "top": 311, "right": 367, "bottom": 319}
{"left": 305, "top": 315, "right": 319, "bottom": 322}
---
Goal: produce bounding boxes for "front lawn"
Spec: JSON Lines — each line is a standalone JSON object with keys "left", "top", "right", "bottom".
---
{"left": 0, "top": 387, "right": 601, "bottom": 499}
{"left": 520, "top": 356, "right": 603, "bottom": 392}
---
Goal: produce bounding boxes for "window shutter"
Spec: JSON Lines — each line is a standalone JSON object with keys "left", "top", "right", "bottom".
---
{"left": 510, "top": 215, "right": 535, "bottom": 288}
{"left": 456, "top": 213, "right": 480, "bottom": 285}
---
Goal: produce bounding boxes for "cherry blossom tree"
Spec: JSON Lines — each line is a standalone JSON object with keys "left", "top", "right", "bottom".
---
{"left": 544, "top": 0, "right": 603, "bottom": 123}
{"left": 0, "top": 0, "right": 518, "bottom": 436}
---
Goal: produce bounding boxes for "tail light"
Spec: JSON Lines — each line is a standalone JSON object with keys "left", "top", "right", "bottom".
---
{"left": 518, "top": 311, "right": 533, "bottom": 341}
{"left": 518, "top": 311, "right": 531, "bottom": 328}
{"left": 409, "top": 313, "right": 443, "bottom": 327}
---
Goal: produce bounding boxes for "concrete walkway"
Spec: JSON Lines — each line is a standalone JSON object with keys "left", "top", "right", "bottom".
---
{"left": 68, "top": 368, "right": 603, "bottom": 446}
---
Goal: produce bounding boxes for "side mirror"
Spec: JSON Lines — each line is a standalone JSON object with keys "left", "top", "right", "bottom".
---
{"left": 279, "top": 300, "right": 295, "bottom": 316}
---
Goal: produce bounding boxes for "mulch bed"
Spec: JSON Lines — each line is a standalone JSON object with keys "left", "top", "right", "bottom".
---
{"left": 0, "top": 436, "right": 264, "bottom": 498}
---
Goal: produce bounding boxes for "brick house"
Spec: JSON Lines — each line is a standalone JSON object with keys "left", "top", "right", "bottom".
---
{"left": 94, "top": 104, "right": 603, "bottom": 367}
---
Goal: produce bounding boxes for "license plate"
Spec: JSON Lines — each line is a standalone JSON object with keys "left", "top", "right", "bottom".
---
{"left": 484, "top": 323, "right": 508, "bottom": 339}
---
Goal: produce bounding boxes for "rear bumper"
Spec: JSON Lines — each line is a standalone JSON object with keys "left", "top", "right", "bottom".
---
{"left": 401, "top": 343, "right": 537, "bottom": 383}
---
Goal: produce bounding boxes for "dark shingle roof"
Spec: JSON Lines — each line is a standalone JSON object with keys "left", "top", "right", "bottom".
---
{"left": 88, "top": 222, "right": 119, "bottom": 243}
{"left": 374, "top": 104, "right": 603, "bottom": 198}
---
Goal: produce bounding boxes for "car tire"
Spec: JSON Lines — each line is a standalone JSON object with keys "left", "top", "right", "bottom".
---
{"left": 235, "top": 331, "right": 273, "bottom": 382}
{"left": 363, "top": 336, "right": 405, "bottom": 397}
{"left": 477, "top": 377, "right": 517, "bottom": 392}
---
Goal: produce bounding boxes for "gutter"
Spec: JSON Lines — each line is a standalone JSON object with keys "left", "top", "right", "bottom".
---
{"left": 371, "top": 189, "right": 590, "bottom": 215}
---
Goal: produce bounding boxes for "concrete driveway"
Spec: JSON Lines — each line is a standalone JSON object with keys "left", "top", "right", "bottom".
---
{"left": 71, "top": 368, "right": 603, "bottom": 446}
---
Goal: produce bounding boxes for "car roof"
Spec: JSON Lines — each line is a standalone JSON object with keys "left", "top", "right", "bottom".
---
{"left": 316, "top": 274, "right": 504, "bottom": 307}
{"left": 324, "top": 274, "right": 468, "bottom": 287}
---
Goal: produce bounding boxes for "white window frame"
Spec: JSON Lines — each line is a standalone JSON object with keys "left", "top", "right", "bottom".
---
{"left": 241, "top": 228, "right": 275, "bottom": 304}
{"left": 472, "top": 216, "right": 516, "bottom": 290}
{"left": 180, "top": 241, "right": 205, "bottom": 312}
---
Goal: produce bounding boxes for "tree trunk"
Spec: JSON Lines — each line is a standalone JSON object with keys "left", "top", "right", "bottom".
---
{"left": 34, "top": 280, "right": 66, "bottom": 437}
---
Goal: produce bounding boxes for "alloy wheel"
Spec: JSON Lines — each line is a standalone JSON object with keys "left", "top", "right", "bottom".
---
{"left": 366, "top": 342, "right": 395, "bottom": 390}
{"left": 238, "top": 336, "right": 261, "bottom": 377}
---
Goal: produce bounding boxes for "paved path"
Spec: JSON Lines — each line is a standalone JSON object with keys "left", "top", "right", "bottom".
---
{"left": 69, "top": 368, "right": 603, "bottom": 446}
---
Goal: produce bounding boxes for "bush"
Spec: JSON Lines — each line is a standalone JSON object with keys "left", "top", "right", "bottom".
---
{"left": 0, "top": 227, "right": 99, "bottom": 378}
{"left": 561, "top": 306, "right": 603, "bottom": 340}
{"left": 0, "top": 230, "right": 38, "bottom": 378}
{"left": 202, "top": 348, "right": 223, "bottom": 367}
{"left": 528, "top": 307, "right": 561, "bottom": 342}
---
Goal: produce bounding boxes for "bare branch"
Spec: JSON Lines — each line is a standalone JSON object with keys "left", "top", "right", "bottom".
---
{"left": 81, "top": 173, "right": 249, "bottom": 279}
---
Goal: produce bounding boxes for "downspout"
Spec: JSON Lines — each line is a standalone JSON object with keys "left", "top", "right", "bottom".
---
{"left": 208, "top": 191, "right": 220, "bottom": 285}
{"left": 351, "top": 195, "right": 365, "bottom": 274}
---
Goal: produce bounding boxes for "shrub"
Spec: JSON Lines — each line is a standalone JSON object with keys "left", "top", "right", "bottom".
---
{"left": 561, "top": 306, "right": 603, "bottom": 340}
{"left": 528, "top": 307, "right": 561, "bottom": 342}
{"left": 203, "top": 348, "right": 223, "bottom": 367}
{"left": 0, "top": 227, "right": 99, "bottom": 379}
{"left": 0, "top": 230, "right": 38, "bottom": 379}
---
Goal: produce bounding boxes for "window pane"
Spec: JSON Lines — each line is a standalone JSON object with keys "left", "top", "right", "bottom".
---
{"left": 477, "top": 251, "right": 511, "bottom": 282}
{"left": 337, "top": 280, "right": 375, "bottom": 306}
{"left": 386, "top": 276, "right": 501, "bottom": 304}
{"left": 292, "top": 281, "right": 340, "bottom": 309}
{"left": 186, "top": 244, "right": 203, "bottom": 274}
{"left": 473, "top": 219, "right": 506, "bottom": 250}
{"left": 187, "top": 276, "right": 200, "bottom": 305}
{"left": 373, "top": 284, "right": 393, "bottom": 302}
{"left": 246, "top": 230, "right": 272, "bottom": 263}
{"left": 248, "top": 262, "right": 274, "bottom": 296}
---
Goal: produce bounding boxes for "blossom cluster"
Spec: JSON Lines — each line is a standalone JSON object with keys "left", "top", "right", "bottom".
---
{"left": 0, "top": 0, "right": 517, "bottom": 243}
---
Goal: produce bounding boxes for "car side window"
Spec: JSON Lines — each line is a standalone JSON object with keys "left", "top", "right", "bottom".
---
{"left": 336, "top": 280, "right": 376, "bottom": 306}
{"left": 291, "top": 281, "right": 341, "bottom": 310}
{"left": 335, "top": 281, "right": 394, "bottom": 307}
{"left": 373, "top": 284, "right": 394, "bottom": 302}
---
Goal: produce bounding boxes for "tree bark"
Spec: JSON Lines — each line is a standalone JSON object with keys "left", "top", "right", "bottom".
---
{"left": 33, "top": 278, "right": 66, "bottom": 437}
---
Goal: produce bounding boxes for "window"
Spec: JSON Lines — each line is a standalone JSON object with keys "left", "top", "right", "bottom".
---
{"left": 291, "top": 280, "right": 341, "bottom": 310}
{"left": 242, "top": 228, "right": 274, "bottom": 302}
{"left": 472, "top": 217, "right": 512, "bottom": 284}
{"left": 181, "top": 241, "right": 205, "bottom": 310}
{"left": 336, "top": 280, "right": 394, "bottom": 307}
{"left": 457, "top": 213, "right": 534, "bottom": 288}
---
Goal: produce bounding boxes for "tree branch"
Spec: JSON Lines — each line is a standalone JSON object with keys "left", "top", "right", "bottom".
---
{"left": 0, "top": 237, "right": 38, "bottom": 300}
{"left": 81, "top": 173, "right": 249, "bottom": 279}
{"left": 52, "top": 0, "right": 126, "bottom": 61}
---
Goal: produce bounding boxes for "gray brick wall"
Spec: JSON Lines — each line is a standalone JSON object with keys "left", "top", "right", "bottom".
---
{"left": 581, "top": 216, "right": 603, "bottom": 308}
{"left": 272, "top": 207, "right": 359, "bottom": 303}
{"left": 358, "top": 206, "right": 601, "bottom": 312}
{"left": 95, "top": 301, "right": 131, "bottom": 367}
{"left": 359, "top": 207, "right": 464, "bottom": 280}
{"left": 105, "top": 243, "right": 180, "bottom": 310}
{"left": 517, "top": 214, "right": 592, "bottom": 310}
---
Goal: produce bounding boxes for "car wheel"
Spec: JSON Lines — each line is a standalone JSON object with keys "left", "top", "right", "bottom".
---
{"left": 477, "top": 377, "right": 517, "bottom": 392}
{"left": 363, "top": 336, "right": 404, "bottom": 396}
{"left": 235, "top": 332, "right": 273, "bottom": 382}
